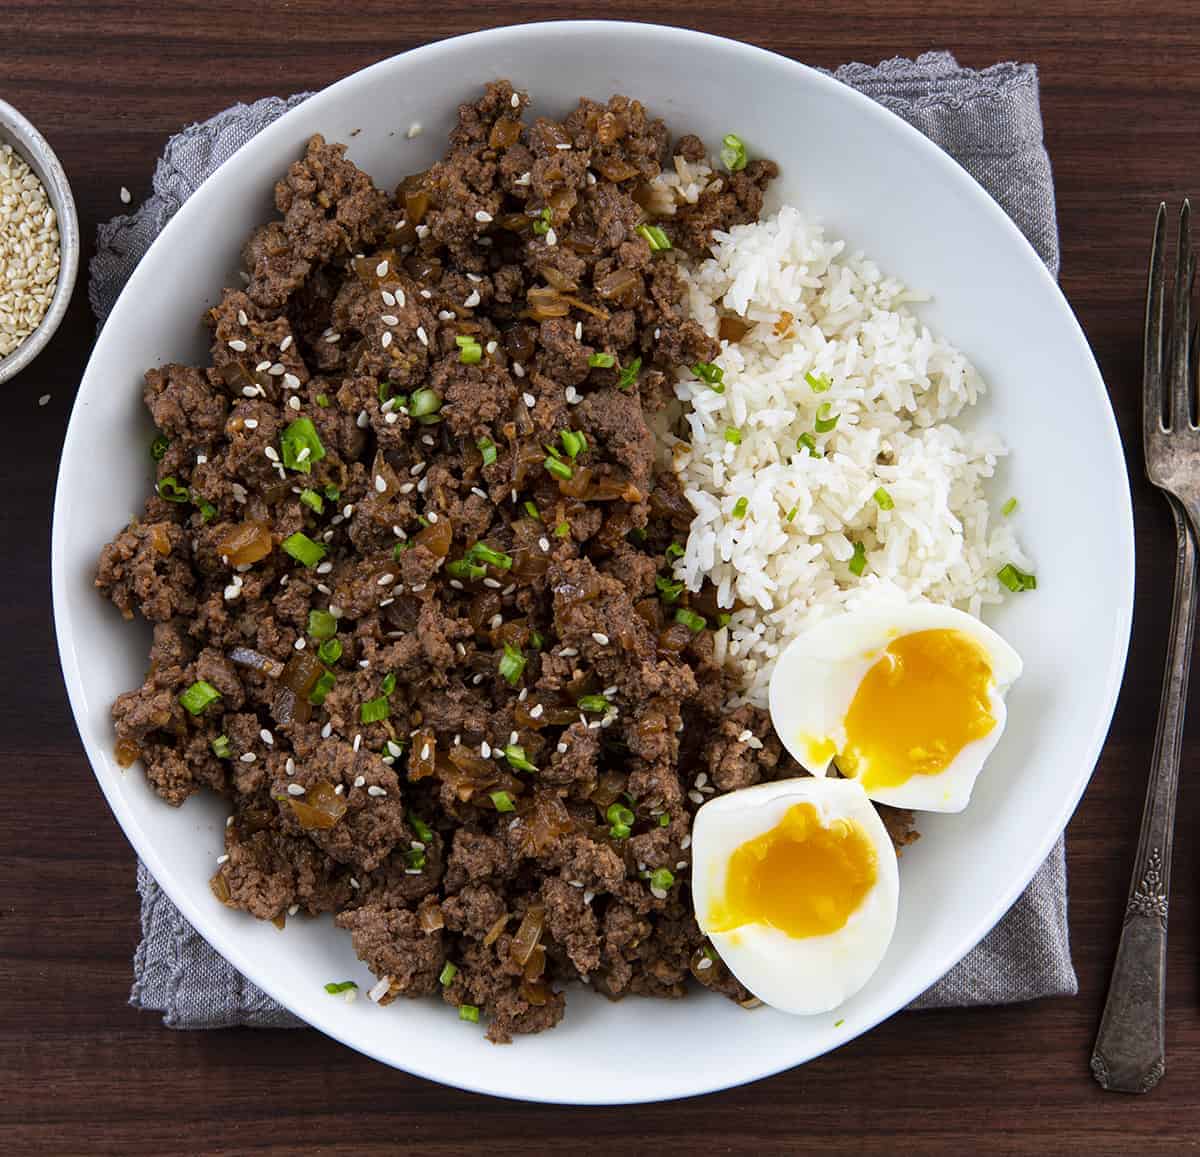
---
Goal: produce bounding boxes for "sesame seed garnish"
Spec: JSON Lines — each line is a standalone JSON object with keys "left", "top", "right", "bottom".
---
{"left": 474, "top": 209, "right": 493, "bottom": 223}
{"left": 437, "top": 309, "right": 454, "bottom": 321}
{"left": 350, "top": 876, "right": 360, "bottom": 889}
{"left": 228, "top": 339, "right": 247, "bottom": 352}
{"left": 395, "top": 288, "right": 407, "bottom": 308}
{"left": 410, "top": 461, "right": 426, "bottom": 476}
{"left": 287, "top": 783, "right": 306, "bottom": 796}
{"left": 555, "top": 142, "right": 572, "bottom": 151}
{"left": 367, "top": 976, "right": 392, "bottom": 1003}
{"left": 280, "top": 335, "right": 293, "bottom": 352}
{"left": 471, "top": 487, "right": 488, "bottom": 499}
{"left": 398, "top": 482, "right": 415, "bottom": 494}
{"left": 538, "top": 537, "right": 550, "bottom": 552}
{"left": 354, "top": 775, "right": 366, "bottom": 788}
{"left": 512, "top": 362, "right": 525, "bottom": 378}
{"left": 241, "top": 386, "right": 258, "bottom": 398}
{"left": 288, "top": 395, "right": 301, "bottom": 411}
{"left": 237, "top": 309, "right": 248, "bottom": 326}
{"left": 285, "top": 757, "right": 295, "bottom": 775}
{"left": 385, "top": 411, "right": 399, "bottom": 424}
{"left": 216, "top": 853, "right": 229, "bottom": 865}
{"left": 38, "top": 394, "right": 51, "bottom": 406}
{"left": 367, "top": 785, "right": 387, "bottom": 797}
{"left": 574, "top": 321, "right": 583, "bottom": 340}
{"left": 694, "top": 772, "right": 708, "bottom": 788}
{"left": 419, "top": 288, "right": 432, "bottom": 299}
{"left": 324, "top": 331, "right": 342, "bottom": 343}
{"left": 592, "top": 632, "right": 609, "bottom": 645}
{"left": 511, "top": 92, "right": 521, "bottom": 108}
{"left": 322, "top": 723, "right": 333, "bottom": 739}
{"left": 514, "top": 171, "right": 531, "bottom": 186}
{"left": 375, "top": 474, "right": 387, "bottom": 493}
{"left": 560, "top": 647, "right": 578, "bottom": 657}
{"left": 226, "top": 815, "right": 235, "bottom": 828}
{"left": 381, "top": 289, "right": 396, "bottom": 307}
{"left": 376, "top": 260, "right": 389, "bottom": 277}
{"left": 119, "top": 186, "right": 132, "bottom": 204}
{"left": 419, "top": 743, "right": 431, "bottom": 761}
{"left": 283, "top": 372, "right": 300, "bottom": 389}
{"left": 544, "top": 229, "right": 557, "bottom": 247}
{"left": 489, "top": 613, "right": 503, "bottom": 630}
{"left": 737, "top": 729, "right": 753, "bottom": 743}
{"left": 556, "top": 742, "right": 568, "bottom": 754}
{"left": 239, "top": 752, "right": 256, "bottom": 763}
{"left": 315, "top": 560, "right": 333, "bottom": 574}
{"left": 688, "top": 789, "right": 704, "bottom": 805}
{"left": 352, "top": 733, "right": 362, "bottom": 752}
{"left": 426, "top": 510, "right": 438, "bottom": 523}
{"left": 260, "top": 728, "right": 274, "bottom": 745}
{"left": 381, "top": 331, "right": 392, "bottom": 349}
{"left": 294, "top": 637, "right": 306, "bottom": 650}
{"left": 565, "top": 386, "right": 581, "bottom": 404}
{"left": 295, "top": 446, "right": 310, "bottom": 462}
{"left": 482, "top": 577, "right": 502, "bottom": 589}
{"left": 268, "top": 362, "right": 285, "bottom": 376}
{"left": 529, "top": 703, "right": 544, "bottom": 719}
{"left": 357, "top": 410, "right": 370, "bottom": 428}
{"left": 381, "top": 313, "right": 399, "bottom": 326}
{"left": 377, "top": 573, "right": 395, "bottom": 586}
{"left": 416, "top": 326, "right": 428, "bottom": 346}
{"left": 464, "top": 289, "right": 480, "bottom": 308}
{"left": 264, "top": 446, "right": 280, "bottom": 462}
{"left": 244, "top": 418, "right": 259, "bottom": 430}
{"left": 255, "top": 360, "right": 272, "bottom": 373}
{"left": 481, "top": 741, "right": 492, "bottom": 758}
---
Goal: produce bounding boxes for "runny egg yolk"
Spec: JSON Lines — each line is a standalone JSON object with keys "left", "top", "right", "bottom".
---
{"left": 838, "top": 628, "right": 996, "bottom": 791}
{"left": 705, "top": 802, "right": 878, "bottom": 939}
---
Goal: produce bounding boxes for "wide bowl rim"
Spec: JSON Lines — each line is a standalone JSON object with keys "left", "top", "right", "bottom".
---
{"left": 0, "top": 95, "right": 80, "bottom": 385}
{"left": 52, "top": 19, "right": 1134, "bottom": 1104}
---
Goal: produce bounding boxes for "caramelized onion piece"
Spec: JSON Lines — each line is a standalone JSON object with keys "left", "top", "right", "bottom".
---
{"left": 593, "top": 267, "right": 642, "bottom": 305}
{"left": 210, "top": 870, "right": 233, "bottom": 905}
{"left": 409, "top": 728, "right": 437, "bottom": 780}
{"left": 149, "top": 524, "right": 172, "bottom": 557}
{"left": 558, "top": 293, "right": 610, "bottom": 320}
{"left": 483, "top": 912, "right": 510, "bottom": 947}
{"left": 522, "top": 944, "right": 546, "bottom": 981}
{"left": 511, "top": 904, "right": 545, "bottom": 967}
{"left": 525, "top": 286, "right": 569, "bottom": 320}
{"left": 488, "top": 117, "right": 522, "bottom": 149}
{"left": 288, "top": 780, "right": 348, "bottom": 830}
{"left": 404, "top": 189, "right": 430, "bottom": 225}
{"left": 279, "top": 651, "right": 322, "bottom": 696}
{"left": 593, "top": 156, "right": 639, "bottom": 182}
{"left": 590, "top": 770, "right": 626, "bottom": 810}
{"left": 419, "top": 901, "right": 445, "bottom": 933}
{"left": 415, "top": 515, "right": 453, "bottom": 558}
{"left": 718, "top": 315, "right": 754, "bottom": 343}
{"left": 517, "top": 791, "right": 573, "bottom": 856}
{"left": 229, "top": 646, "right": 286, "bottom": 679}
{"left": 217, "top": 520, "right": 273, "bottom": 566}
{"left": 115, "top": 738, "right": 140, "bottom": 768}
{"left": 272, "top": 686, "right": 312, "bottom": 728}
{"left": 657, "top": 621, "right": 693, "bottom": 654}
{"left": 541, "top": 265, "right": 578, "bottom": 293}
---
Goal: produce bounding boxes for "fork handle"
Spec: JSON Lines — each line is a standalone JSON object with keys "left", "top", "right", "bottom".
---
{"left": 1091, "top": 496, "right": 1196, "bottom": 1093}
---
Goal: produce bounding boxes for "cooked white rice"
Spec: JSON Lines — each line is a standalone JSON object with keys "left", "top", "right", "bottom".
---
{"left": 669, "top": 202, "right": 1030, "bottom": 707}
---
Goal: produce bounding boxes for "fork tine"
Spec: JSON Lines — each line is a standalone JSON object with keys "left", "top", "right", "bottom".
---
{"left": 1169, "top": 200, "right": 1192, "bottom": 428}
{"left": 1145, "top": 203, "right": 1168, "bottom": 435}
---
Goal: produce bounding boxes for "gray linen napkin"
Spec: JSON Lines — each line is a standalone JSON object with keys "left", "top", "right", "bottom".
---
{"left": 93, "top": 51, "right": 1076, "bottom": 1029}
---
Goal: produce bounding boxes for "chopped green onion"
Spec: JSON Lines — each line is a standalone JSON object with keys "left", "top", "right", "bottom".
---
{"left": 544, "top": 441, "right": 564, "bottom": 461}
{"left": 523, "top": 500, "right": 541, "bottom": 522}
{"left": 380, "top": 672, "right": 396, "bottom": 696}
{"left": 503, "top": 744, "right": 537, "bottom": 773}
{"left": 617, "top": 356, "right": 641, "bottom": 391}
{"left": 609, "top": 822, "right": 631, "bottom": 839}
{"left": 532, "top": 207, "right": 552, "bottom": 236}
{"left": 834, "top": 1018, "right": 846, "bottom": 1028}
{"left": 179, "top": 680, "right": 221, "bottom": 716}
{"left": 195, "top": 497, "right": 217, "bottom": 523}
{"left": 849, "top": 541, "right": 867, "bottom": 577}
{"left": 456, "top": 335, "right": 483, "bottom": 365}
{"left": 393, "top": 540, "right": 411, "bottom": 561}
{"left": 814, "top": 403, "right": 839, "bottom": 434}
{"left": 715, "top": 612, "right": 732, "bottom": 628}
{"left": 309, "top": 669, "right": 336, "bottom": 706}
{"left": 544, "top": 456, "right": 573, "bottom": 481}
{"left": 416, "top": 515, "right": 430, "bottom": 529}
{"left": 308, "top": 610, "right": 337, "bottom": 640}
{"left": 404, "top": 816, "right": 432, "bottom": 846}
{"left": 280, "top": 417, "right": 326, "bottom": 474}
{"left": 873, "top": 487, "right": 894, "bottom": 511}
{"left": 529, "top": 630, "right": 545, "bottom": 651}
{"left": 577, "top": 694, "right": 610, "bottom": 713}
{"left": 476, "top": 436, "right": 498, "bottom": 467}
{"left": 281, "top": 532, "right": 326, "bottom": 567}
{"left": 404, "top": 848, "right": 426, "bottom": 870}
{"left": 446, "top": 557, "right": 487, "bottom": 581}
{"left": 408, "top": 388, "right": 442, "bottom": 418}
{"left": 317, "top": 638, "right": 342, "bottom": 665}
{"left": 490, "top": 790, "right": 516, "bottom": 813}
{"left": 554, "top": 521, "right": 570, "bottom": 538}
{"left": 796, "top": 432, "right": 822, "bottom": 458}
{"left": 559, "top": 429, "right": 586, "bottom": 459}
{"left": 439, "top": 961, "right": 458, "bottom": 986}
{"left": 360, "top": 696, "right": 390, "bottom": 724}
{"left": 315, "top": 393, "right": 331, "bottom": 408}
{"left": 299, "top": 488, "right": 324, "bottom": 515}
{"left": 588, "top": 352, "right": 616, "bottom": 368}
{"left": 805, "top": 370, "right": 832, "bottom": 393}
{"left": 674, "top": 608, "right": 706, "bottom": 633}
{"left": 665, "top": 542, "right": 684, "bottom": 562}
{"left": 324, "top": 981, "right": 358, "bottom": 995}
{"left": 377, "top": 381, "right": 393, "bottom": 404}
{"left": 323, "top": 483, "right": 341, "bottom": 501}
{"left": 650, "top": 868, "right": 675, "bottom": 891}
{"left": 466, "top": 543, "right": 513, "bottom": 570}
{"left": 606, "top": 803, "right": 635, "bottom": 828}
{"left": 1002, "top": 497, "right": 1018, "bottom": 517}
{"left": 659, "top": 812, "right": 670, "bottom": 828}
{"left": 156, "top": 476, "right": 190, "bottom": 503}
{"left": 458, "top": 1003, "right": 480, "bottom": 1023}
{"left": 732, "top": 497, "right": 749, "bottom": 519}
{"left": 150, "top": 434, "right": 169, "bottom": 461}
{"left": 720, "top": 133, "right": 747, "bottom": 172}
{"left": 211, "top": 735, "right": 232, "bottom": 759}
{"left": 997, "top": 563, "right": 1037, "bottom": 592}
{"left": 724, "top": 427, "right": 742, "bottom": 445}
{"left": 499, "top": 643, "right": 526, "bottom": 686}
{"left": 691, "top": 362, "right": 724, "bottom": 390}
{"left": 785, "top": 505, "right": 798, "bottom": 522}
{"left": 656, "top": 575, "right": 684, "bottom": 603}
{"left": 636, "top": 223, "right": 671, "bottom": 251}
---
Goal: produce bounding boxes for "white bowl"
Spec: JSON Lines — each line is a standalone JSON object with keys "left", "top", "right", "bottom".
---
{"left": 52, "top": 22, "right": 1133, "bottom": 1104}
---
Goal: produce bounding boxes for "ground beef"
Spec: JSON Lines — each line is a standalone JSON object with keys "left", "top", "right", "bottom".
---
{"left": 97, "top": 81, "right": 908, "bottom": 1044}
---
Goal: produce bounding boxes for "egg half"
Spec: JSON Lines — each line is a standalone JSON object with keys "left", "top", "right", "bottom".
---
{"left": 768, "top": 602, "right": 1023, "bottom": 813}
{"left": 691, "top": 776, "right": 899, "bottom": 1015}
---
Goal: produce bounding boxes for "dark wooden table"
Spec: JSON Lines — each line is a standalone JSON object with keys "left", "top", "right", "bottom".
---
{"left": 4, "top": 2, "right": 1199, "bottom": 1152}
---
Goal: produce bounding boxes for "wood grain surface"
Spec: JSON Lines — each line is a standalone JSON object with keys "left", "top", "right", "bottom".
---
{"left": 2, "top": 2, "right": 1198, "bottom": 1152}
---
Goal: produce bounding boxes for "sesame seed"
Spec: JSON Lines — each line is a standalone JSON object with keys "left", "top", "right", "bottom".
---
{"left": 426, "top": 510, "right": 439, "bottom": 523}
{"left": 377, "top": 573, "right": 395, "bottom": 586}
{"left": 592, "top": 632, "right": 609, "bottom": 645}
{"left": 396, "top": 288, "right": 407, "bottom": 307}
{"left": 482, "top": 577, "right": 502, "bottom": 589}
{"left": 226, "top": 815, "right": 235, "bottom": 828}
{"left": 368, "top": 976, "right": 392, "bottom": 1003}
{"left": 574, "top": 321, "right": 583, "bottom": 340}
{"left": 376, "top": 260, "right": 389, "bottom": 277}
{"left": 325, "top": 332, "right": 342, "bottom": 344}
{"left": 651, "top": 886, "right": 667, "bottom": 900}
{"left": 529, "top": 703, "right": 544, "bottom": 719}
{"left": 695, "top": 772, "right": 708, "bottom": 788}
{"left": 241, "top": 386, "right": 259, "bottom": 398}
{"left": 407, "top": 122, "right": 423, "bottom": 138}
{"left": 464, "top": 289, "right": 480, "bottom": 308}
{"left": 419, "top": 743, "right": 431, "bottom": 761}
{"left": 285, "top": 757, "right": 295, "bottom": 775}
{"left": 264, "top": 446, "right": 279, "bottom": 461}
{"left": 381, "top": 331, "right": 392, "bottom": 349}
{"left": 260, "top": 729, "right": 274, "bottom": 745}
{"left": 375, "top": 474, "right": 387, "bottom": 493}
{"left": 322, "top": 723, "right": 333, "bottom": 738}
{"left": 385, "top": 411, "right": 399, "bottom": 424}
{"left": 538, "top": 537, "right": 550, "bottom": 552}
{"left": 294, "top": 637, "right": 306, "bottom": 651}
{"left": 315, "top": 561, "right": 333, "bottom": 574}
{"left": 237, "top": 309, "right": 248, "bottom": 326}
{"left": 410, "top": 461, "right": 426, "bottom": 476}
{"left": 603, "top": 685, "right": 618, "bottom": 697}
{"left": 255, "top": 360, "right": 272, "bottom": 373}
{"left": 688, "top": 790, "right": 704, "bottom": 805}
{"left": 381, "top": 313, "right": 399, "bottom": 326}
{"left": 511, "top": 92, "right": 521, "bottom": 108}
{"left": 268, "top": 362, "right": 285, "bottom": 376}
{"left": 472, "top": 673, "right": 485, "bottom": 685}
{"left": 367, "top": 785, "right": 387, "bottom": 797}
{"left": 357, "top": 410, "right": 370, "bottom": 428}
{"left": 381, "top": 289, "right": 396, "bottom": 307}
{"left": 353, "top": 775, "right": 366, "bottom": 788}
{"left": 514, "top": 171, "right": 531, "bottom": 186}
{"left": 416, "top": 326, "right": 428, "bottom": 346}
{"left": 512, "top": 362, "right": 525, "bottom": 378}
{"left": 244, "top": 418, "right": 259, "bottom": 430}
{"left": 485, "top": 340, "right": 498, "bottom": 355}
{"left": 565, "top": 386, "right": 581, "bottom": 404}
{"left": 398, "top": 482, "right": 415, "bottom": 494}
{"left": 239, "top": 752, "right": 256, "bottom": 763}
{"left": 287, "top": 783, "right": 306, "bottom": 796}
{"left": 228, "top": 339, "right": 247, "bottom": 352}
{"left": 295, "top": 446, "right": 310, "bottom": 462}
{"left": 350, "top": 876, "right": 360, "bottom": 889}
{"left": 119, "top": 185, "right": 132, "bottom": 204}
{"left": 474, "top": 210, "right": 493, "bottom": 223}
{"left": 471, "top": 486, "right": 488, "bottom": 500}
{"left": 681, "top": 834, "right": 692, "bottom": 850}
{"left": 544, "top": 228, "right": 557, "bottom": 247}
{"left": 353, "top": 733, "right": 362, "bottom": 752}
{"left": 555, "top": 142, "right": 572, "bottom": 150}
{"left": 737, "top": 729, "right": 753, "bottom": 743}
{"left": 560, "top": 646, "right": 578, "bottom": 657}
{"left": 437, "top": 309, "right": 455, "bottom": 321}
{"left": 216, "top": 853, "right": 229, "bottom": 865}
{"left": 280, "top": 335, "right": 293, "bottom": 352}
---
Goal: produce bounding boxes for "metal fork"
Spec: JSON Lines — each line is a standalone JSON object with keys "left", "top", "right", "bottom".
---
{"left": 1091, "top": 202, "right": 1198, "bottom": 1093}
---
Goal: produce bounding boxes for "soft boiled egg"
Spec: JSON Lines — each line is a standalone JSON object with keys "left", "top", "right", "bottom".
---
{"left": 768, "top": 602, "right": 1023, "bottom": 813}
{"left": 692, "top": 776, "right": 899, "bottom": 1014}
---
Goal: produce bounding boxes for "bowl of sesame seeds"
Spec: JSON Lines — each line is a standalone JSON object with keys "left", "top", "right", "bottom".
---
{"left": 0, "top": 97, "right": 78, "bottom": 385}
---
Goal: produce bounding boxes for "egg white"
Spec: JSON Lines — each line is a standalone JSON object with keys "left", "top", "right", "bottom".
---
{"left": 767, "top": 602, "right": 1022, "bottom": 813}
{"left": 691, "top": 777, "right": 899, "bottom": 1016}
